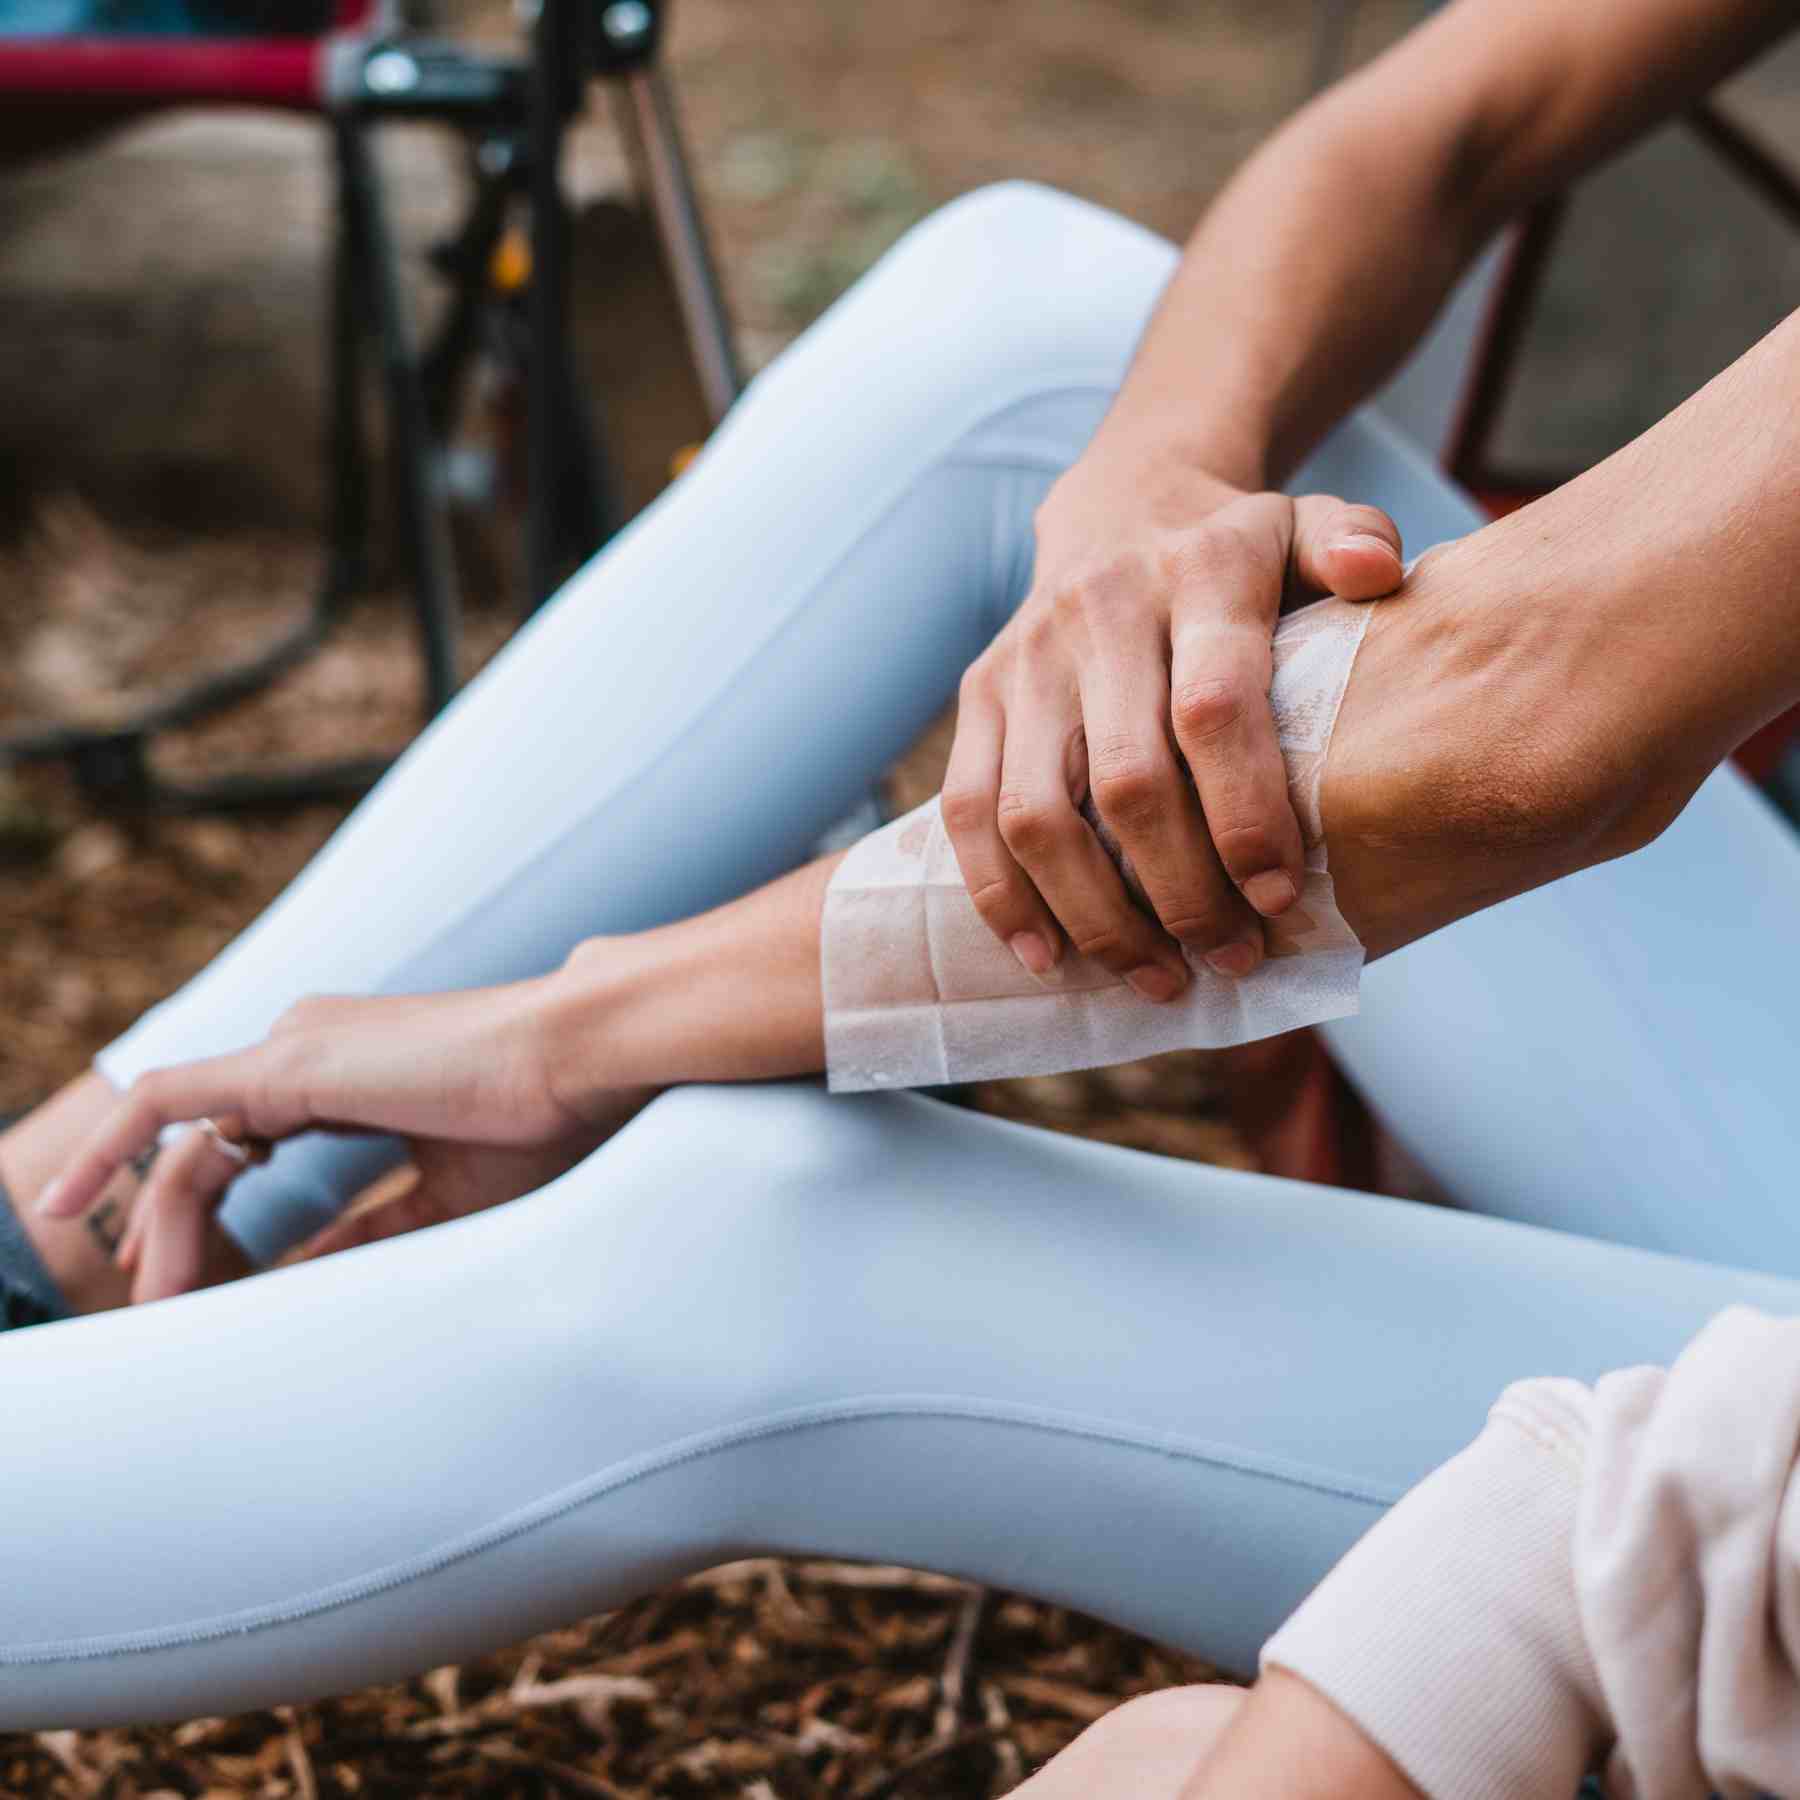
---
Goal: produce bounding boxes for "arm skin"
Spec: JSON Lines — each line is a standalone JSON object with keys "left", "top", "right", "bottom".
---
{"left": 1104, "top": 0, "right": 1795, "bottom": 494}
{"left": 938, "top": 0, "right": 1793, "bottom": 1005}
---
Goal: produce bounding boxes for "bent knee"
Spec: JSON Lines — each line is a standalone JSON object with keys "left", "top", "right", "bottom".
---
{"left": 867, "top": 181, "right": 1175, "bottom": 377}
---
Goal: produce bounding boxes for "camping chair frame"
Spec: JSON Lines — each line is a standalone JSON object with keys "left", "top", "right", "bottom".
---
{"left": 0, "top": 0, "right": 740, "bottom": 812}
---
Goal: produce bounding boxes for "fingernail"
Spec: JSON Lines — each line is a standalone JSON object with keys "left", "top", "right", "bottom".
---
{"left": 1009, "top": 931, "right": 1053, "bottom": 976}
{"left": 1206, "top": 942, "right": 1259, "bottom": 979}
{"left": 35, "top": 1177, "right": 65, "bottom": 1218}
{"left": 1243, "top": 870, "right": 1296, "bottom": 917}
{"left": 1126, "top": 964, "right": 1183, "bottom": 1003}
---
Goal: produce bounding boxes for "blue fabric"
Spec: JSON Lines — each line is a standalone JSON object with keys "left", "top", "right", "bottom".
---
{"left": 0, "top": 1168, "right": 68, "bottom": 1329}
{"left": 1, "top": 0, "right": 206, "bottom": 34}
{"left": 0, "top": 0, "right": 322, "bottom": 39}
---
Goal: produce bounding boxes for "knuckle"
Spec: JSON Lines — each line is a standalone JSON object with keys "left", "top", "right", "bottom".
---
{"left": 1160, "top": 915, "right": 1232, "bottom": 949}
{"left": 274, "top": 995, "right": 330, "bottom": 1035}
{"left": 966, "top": 874, "right": 1026, "bottom": 923}
{"left": 940, "top": 784, "right": 992, "bottom": 839}
{"left": 995, "top": 789, "right": 1068, "bottom": 858}
{"left": 1210, "top": 819, "right": 1282, "bottom": 876}
{"left": 1019, "top": 609, "right": 1064, "bottom": 659}
{"left": 130, "top": 1070, "right": 170, "bottom": 1114}
{"left": 1181, "top": 521, "right": 1250, "bottom": 581}
{"left": 1172, "top": 674, "right": 1248, "bottom": 743}
{"left": 1088, "top": 754, "right": 1172, "bottom": 832}
{"left": 1069, "top": 922, "right": 1135, "bottom": 967}
{"left": 1070, "top": 556, "right": 1144, "bottom": 619}
{"left": 957, "top": 662, "right": 994, "bottom": 707}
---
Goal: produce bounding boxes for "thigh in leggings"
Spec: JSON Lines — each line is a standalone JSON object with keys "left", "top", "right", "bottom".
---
{"left": 6, "top": 1080, "right": 1795, "bottom": 1728}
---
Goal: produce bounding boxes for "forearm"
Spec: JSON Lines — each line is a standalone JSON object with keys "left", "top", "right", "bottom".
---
{"left": 1320, "top": 294, "right": 1800, "bottom": 964}
{"left": 1095, "top": 0, "right": 1792, "bottom": 493}
{"left": 1098, "top": 74, "right": 1490, "bottom": 494}
{"left": 542, "top": 853, "right": 840, "bottom": 1114}
{"left": 1436, "top": 298, "right": 1800, "bottom": 791}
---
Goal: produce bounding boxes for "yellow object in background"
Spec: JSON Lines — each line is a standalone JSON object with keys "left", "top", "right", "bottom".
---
{"left": 489, "top": 227, "right": 533, "bottom": 295}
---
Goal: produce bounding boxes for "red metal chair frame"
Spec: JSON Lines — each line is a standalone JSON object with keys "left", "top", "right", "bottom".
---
{"left": 0, "top": 0, "right": 382, "bottom": 160}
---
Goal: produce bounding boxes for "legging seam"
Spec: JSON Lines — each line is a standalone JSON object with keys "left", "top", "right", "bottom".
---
{"left": 2, "top": 1392, "right": 1400, "bottom": 1666}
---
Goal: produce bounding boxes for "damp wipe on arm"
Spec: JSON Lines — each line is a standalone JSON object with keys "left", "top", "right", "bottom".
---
{"left": 822, "top": 598, "right": 1371, "bottom": 1091}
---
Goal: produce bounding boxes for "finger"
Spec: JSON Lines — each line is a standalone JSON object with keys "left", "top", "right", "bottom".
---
{"left": 997, "top": 668, "right": 1190, "bottom": 1001}
{"left": 116, "top": 1184, "right": 148, "bottom": 1272}
{"left": 1290, "top": 496, "right": 1404, "bottom": 601}
{"left": 128, "top": 1125, "right": 240, "bottom": 1304}
{"left": 38, "top": 1051, "right": 308, "bottom": 1221}
{"left": 942, "top": 673, "right": 1067, "bottom": 975}
{"left": 1078, "top": 634, "right": 1261, "bottom": 970}
{"left": 1170, "top": 619, "right": 1308, "bottom": 940}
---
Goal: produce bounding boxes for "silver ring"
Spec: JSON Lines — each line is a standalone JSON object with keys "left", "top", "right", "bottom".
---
{"left": 195, "top": 1117, "right": 255, "bottom": 1167}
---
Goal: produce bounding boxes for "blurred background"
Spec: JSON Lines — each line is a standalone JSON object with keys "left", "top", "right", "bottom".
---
{"left": 2, "top": 2, "right": 1798, "bottom": 1794}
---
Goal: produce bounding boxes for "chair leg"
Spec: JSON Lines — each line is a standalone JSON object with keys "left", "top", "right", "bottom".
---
{"left": 326, "top": 133, "right": 373, "bottom": 607}
{"left": 336, "top": 114, "right": 463, "bottom": 719}
{"left": 615, "top": 63, "right": 741, "bottom": 427}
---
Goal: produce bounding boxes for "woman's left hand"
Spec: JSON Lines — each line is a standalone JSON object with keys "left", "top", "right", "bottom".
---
{"left": 36, "top": 981, "right": 654, "bottom": 1304}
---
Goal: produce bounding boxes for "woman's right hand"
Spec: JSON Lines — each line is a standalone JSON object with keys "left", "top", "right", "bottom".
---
{"left": 941, "top": 449, "right": 1405, "bottom": 999}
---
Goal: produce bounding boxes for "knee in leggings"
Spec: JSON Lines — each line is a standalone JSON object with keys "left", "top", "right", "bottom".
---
{"left": 622, "top": 1080, "right": 855, "bottom": 1182}
{"left": 591, "top": 1081, "right": 899, "bottom": 1382}
{"left": 857, "top": 180, "right": 1172, "bottom": 377}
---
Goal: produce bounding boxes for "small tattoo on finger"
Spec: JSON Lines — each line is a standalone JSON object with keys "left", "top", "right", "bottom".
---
{"left": 85, "top": 1195, "right": 126, "bottom": 1256}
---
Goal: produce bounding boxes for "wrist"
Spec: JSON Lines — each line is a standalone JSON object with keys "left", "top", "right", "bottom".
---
{"left": 1066, "top": 410, "right": 1268, "bottom": 520}
{"left": 541, "top": 873, "right": 831, "bottom": 1111}
{"left": 539, "top": 935, "right": 657, "bottom": 1127}
{"left": 1321, "top": 528, "right": 1698, "bottom": 961}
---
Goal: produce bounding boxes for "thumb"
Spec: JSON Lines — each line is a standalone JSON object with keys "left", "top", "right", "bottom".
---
{"left": 1290, "top": 496, "right": 1405, "bottom": 601}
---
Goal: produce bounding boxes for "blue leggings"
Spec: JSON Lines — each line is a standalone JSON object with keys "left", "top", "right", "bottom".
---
{"left": 6, "top": 183, "right": 1800, "bottom": 1729}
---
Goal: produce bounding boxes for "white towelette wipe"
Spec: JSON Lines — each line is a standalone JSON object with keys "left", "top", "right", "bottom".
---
{"left": 823, "top": 598, "right": 1371, "bottom": 1091}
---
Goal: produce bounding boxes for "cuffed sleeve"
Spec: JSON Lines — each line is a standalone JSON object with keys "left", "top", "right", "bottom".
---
{"left": 1262, "top": 1385, "right": 1606, "bottom": 1800}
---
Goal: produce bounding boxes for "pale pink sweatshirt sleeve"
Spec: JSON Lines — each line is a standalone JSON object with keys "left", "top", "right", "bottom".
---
{"left": 1262, "top": 1306, "right": 1800, "bottom": 1800}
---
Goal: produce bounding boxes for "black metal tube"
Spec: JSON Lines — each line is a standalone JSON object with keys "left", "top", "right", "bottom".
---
{"left": 525, "top": 0, "right": 577, "bottom": 609}
{"left": 339, "top": 114, "right": 463, "bottom": 715}
{"left": 619, "top": 64, "right": 741, "bottom": 424}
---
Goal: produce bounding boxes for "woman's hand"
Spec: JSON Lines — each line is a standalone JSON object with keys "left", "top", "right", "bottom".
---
{"left": 942, "top": 454, "right": 1403, "bottom": 998}
{"left": 36, "top": 980, "right": 656, "bottom": 1304}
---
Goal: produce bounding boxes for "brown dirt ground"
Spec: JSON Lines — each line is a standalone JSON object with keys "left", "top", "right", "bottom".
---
{"left": 3, "top": 2, "right": 1798, "bottom": 1794}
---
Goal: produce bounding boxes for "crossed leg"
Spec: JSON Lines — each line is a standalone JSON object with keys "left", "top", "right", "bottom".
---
{"left": 6, "top": 1078, "right": 1797, "bottom": 1728}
